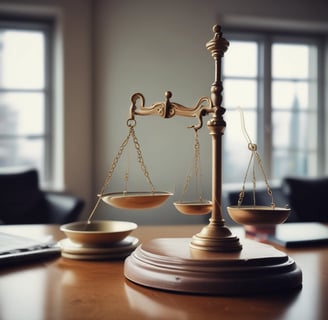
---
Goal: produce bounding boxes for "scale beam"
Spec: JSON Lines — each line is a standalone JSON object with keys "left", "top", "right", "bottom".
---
{"left": 129, "top": 91, "right": 213, "bottom": 131}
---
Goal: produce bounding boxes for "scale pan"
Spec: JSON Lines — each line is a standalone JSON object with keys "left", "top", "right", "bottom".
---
{"left": 174, "top": 201, "right": 212, "bottom": 215}
{"left": 227, "top": 206, "right": 290, "bottom": 225}
{"left": 60, "top": 220, "right": 137, "bottom": 245}
{"left": 101, "top": 191, "right": 173, "bottom": 209}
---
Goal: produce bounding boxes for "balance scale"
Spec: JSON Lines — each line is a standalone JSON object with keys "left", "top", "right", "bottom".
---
{"left": 93, "top": 25, "right": 302, "bottom": 295}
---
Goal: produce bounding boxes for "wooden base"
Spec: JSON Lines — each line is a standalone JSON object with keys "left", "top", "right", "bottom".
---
{"left": 190, "top": 224, "right": 242, "bottom": 252}
{"left": 124, "top": 238, "right": 302, "bottom": 295}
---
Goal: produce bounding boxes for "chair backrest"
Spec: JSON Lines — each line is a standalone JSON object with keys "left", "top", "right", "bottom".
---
{"left": 0, "top": 169, "right": 84, "bottom": 224}
{"left": 282, "top": 176, "right": 328, "bottom": 222}
{"left": 0, "top": 169, "right": 45, "bottom": 224}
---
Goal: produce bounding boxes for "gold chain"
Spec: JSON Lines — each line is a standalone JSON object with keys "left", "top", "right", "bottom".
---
{"left": 238, "top": 108, "right": 275, "bottom": 208}
{"left": 130, "top": 126, "right": 155, "bottom": 193}
{"left": 180, "top": 129, "right": 203, "bottom": 202}
{"left": 87, "top": 120, "right": 155, "bottom": 223}
{"left": 238, "top": 145, "right": 274, "bottom": 208}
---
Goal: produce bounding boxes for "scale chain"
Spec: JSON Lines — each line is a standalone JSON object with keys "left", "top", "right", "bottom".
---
{"left": 87, "top": 121, "right": 155, "bottom": 223}
{"left": 179, "top": 129, "right": 204, "bottom": 202}
{"left": 130, "top": 126, "right": 155, "bottom": 193}
{"left": 238, "top": 108, "right": 275, "bottom": 208}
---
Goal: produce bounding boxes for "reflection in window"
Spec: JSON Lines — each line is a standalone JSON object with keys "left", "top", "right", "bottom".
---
{"left": 272, "top": 43, "right": 318, "bottom": 178}
{"left": 223, "top": 35, "right": 320, "bottom": 183}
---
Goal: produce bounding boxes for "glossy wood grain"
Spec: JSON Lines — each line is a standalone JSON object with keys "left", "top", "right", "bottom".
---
{"left": 0, "top": 224, "right": 327, "bottom": 320}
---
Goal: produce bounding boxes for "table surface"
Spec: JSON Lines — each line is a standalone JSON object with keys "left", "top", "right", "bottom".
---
{"left": 0, "top": 224, "right": 327, "bottom": 320}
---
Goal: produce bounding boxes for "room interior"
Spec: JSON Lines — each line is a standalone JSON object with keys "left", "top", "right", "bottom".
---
{"left": 1, "top": 2, "right": 328, "bottom": 317}
{"left": 0, "top": 0, "right": 327, "bottom": 225}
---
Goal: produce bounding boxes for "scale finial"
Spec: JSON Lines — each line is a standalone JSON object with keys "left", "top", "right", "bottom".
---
{"left": 205, "top": 24, "right": 228, "bottom": 118}
{"left": 206, "top": 24, "right": 229, "bottom": 59}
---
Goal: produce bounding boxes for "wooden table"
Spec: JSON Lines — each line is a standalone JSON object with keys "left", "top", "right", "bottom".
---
{"left": 0, "top": 224, "right": 327, "bottom": 320}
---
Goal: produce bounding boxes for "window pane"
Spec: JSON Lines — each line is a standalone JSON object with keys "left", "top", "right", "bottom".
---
{"left": 224, "top": 79, "right": 257, "bottom": 108}
{"left": 272, "top": 149, "right": 317, "bottom": 178}
{"left": 224, "top": 110, "right": 257, "bottom": 183}
{"left": 0, "top": 93, "right": 45, "bottom": 135}
{"left": 223, "top": 32, "right": 320, "bottom": 183}
{"left": 272, "top": 81, "right": 309, "bottom": 110}
{"left": 0, "top": 30, "right": 45, "bottom": 89}
{"left": 0, "top": 20, "right": 52, "bottom": 187}
{"left": 272, "top": 44, "right": 309, "bottom": 79}
{"left": 273, "top": 110, "right": 317, "bottom": 149}
{"left": 272, "top": 110, "right": 316, "bottom": 178}
{"left": 0, "top": 138, "right": 44, "bottom": 171}
{"left": 222, "top": 39, "right": 259, "bottom": 184}
{"left": 272, "top": 41, "right": 318, "bottom": 179}
{"left": 223, "top": 41, "right": 258, "bottom": 77}
{"left": 273, "top": 111, "right": 302, "bottom": 148}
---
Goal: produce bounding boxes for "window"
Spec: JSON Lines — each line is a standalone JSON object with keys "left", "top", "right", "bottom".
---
{"left": 0, "top": 19, "right": 53, "bottom": 184}
{"left": 222, "top": 30, "right": 323, "bottom": 184}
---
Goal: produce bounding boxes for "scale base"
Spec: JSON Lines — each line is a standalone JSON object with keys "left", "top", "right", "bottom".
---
{"left": 124, "top": 238, "right": 302, "bottom": 295}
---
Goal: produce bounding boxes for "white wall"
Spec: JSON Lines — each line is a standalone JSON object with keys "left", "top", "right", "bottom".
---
{"left": 1, "top": 0, "right": 327, "bottom": 225}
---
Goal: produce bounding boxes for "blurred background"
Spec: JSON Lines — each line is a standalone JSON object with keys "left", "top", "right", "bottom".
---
{"left": 0, "top": 0, "right": 327, "bottom": 224}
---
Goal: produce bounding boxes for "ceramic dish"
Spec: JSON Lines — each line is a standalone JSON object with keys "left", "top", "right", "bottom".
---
{"left": 174, "top": 201, "right": 212, "bottom": 215}
{"left": 101, "top": 191, "right": 173, "bottom": 209}
{"left": 60, "top": 220, "right": 137, "bottom": 245}
{"left": 227, "top": 206, "right": 290, "bottom": 225}
{"left": 59, "top": 236, "right": 139, "bottom": 260}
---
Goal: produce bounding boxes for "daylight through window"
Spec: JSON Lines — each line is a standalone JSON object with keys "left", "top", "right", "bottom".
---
{"left": 222, "top": 31, "right": 322, "bottom": 184}
{"left": 0, "top": 20, "right": 52, "bottom": 183}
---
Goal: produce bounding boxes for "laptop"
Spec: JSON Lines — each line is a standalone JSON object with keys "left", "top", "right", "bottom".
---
{"left": 0, "top": 231, "right": 61, "bottom": 266}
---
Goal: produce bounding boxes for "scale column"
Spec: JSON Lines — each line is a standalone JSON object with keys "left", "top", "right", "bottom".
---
{"left": 190, "top": 25, "right": 242, "bottom": 252}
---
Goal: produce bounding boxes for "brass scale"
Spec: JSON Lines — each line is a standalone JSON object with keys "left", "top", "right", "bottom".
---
{"left": 88, "top": 25, "right": 302, "bottom": 295}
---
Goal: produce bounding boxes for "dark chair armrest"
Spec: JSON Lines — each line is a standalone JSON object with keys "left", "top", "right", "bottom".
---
{"left": 282, "top": 177, "right": 328, "bottom": 222}
{"left": 43, "top": 192, "right": 84, "bottom": 224}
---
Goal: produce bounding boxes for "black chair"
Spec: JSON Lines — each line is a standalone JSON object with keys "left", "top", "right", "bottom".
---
{"left": 282, "top": 176, "right": 328, "bottom": 223}
{"left": 0, "top": 169, "right": 84, "bottom": 224}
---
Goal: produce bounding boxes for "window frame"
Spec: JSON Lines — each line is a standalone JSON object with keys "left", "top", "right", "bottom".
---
{"left": 222, "top": 28, "right": 326, "bottom": 182}
{"left": 0, "top": 16, "right": 54, "bottom": 184}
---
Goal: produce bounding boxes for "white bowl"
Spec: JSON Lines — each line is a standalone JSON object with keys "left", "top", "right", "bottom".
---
{"left": 101, "top": 191, "right": 172, "bottom": 209}
{"left": 227, "top": 206, "right": 290, "bottom": 225}
{"left": 174, "top": 201, "right": 212, "bottom": 215}
{"left": 60, "top": 220, "right": 137, "bottom": 245}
